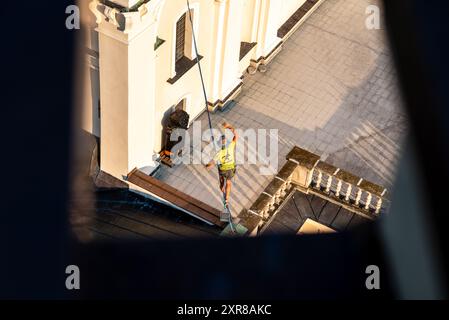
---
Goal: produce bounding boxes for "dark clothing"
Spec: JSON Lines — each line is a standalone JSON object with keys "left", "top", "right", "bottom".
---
{"left": 219, "top": 168, "right": 236, "bottom": 180}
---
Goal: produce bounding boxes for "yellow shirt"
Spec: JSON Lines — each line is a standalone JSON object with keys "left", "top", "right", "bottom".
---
{"left": 214, "top": 141, "right": 236, "bottom": 171}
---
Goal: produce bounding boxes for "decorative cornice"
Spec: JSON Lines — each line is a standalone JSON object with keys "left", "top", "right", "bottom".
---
{"left": 89, "top": 0, "right": 165, "bottom": 36}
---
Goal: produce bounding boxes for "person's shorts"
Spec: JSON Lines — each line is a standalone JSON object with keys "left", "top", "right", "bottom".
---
{"left": 219, "top": 168, "right": 236, "bottom": 180}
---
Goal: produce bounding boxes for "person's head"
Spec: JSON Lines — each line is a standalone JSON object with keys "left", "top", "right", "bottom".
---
{"left": 221, "top": 134, "right": 226, "bottom": 149}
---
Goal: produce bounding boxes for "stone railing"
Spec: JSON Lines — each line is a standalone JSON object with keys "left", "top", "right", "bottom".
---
{"left": 239, "top": 146, "right": 388, "bottom": 236}
{"left": 310, "top": 160, "right": 387, "bottom": 216}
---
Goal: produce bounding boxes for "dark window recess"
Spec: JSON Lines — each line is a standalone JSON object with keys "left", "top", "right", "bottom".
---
{"left": 239, "top": 42, "right": 257, "bottom": 61}
{"left": 167, "top": 55, "right": 203, "bottom": 85}
{"left": 154, "top": 37, "right": 165, "bottom": 51}
{"left": 175, "top": 13, "right": 187, "bottom": 68}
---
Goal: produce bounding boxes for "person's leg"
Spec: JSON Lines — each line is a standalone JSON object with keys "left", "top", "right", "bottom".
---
{"left": 225, "top": 179, "right": 232, "bottom": 203}
{"left": 220, "top": 175, "right": 225, "bottom": 193}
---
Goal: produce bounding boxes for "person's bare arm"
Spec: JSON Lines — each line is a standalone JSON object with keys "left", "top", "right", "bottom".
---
{"left": 223, "top": 122, "right": 238, "bottom": 142}
{"left": 205, "top": 160, "right": 216, "bottom": 170}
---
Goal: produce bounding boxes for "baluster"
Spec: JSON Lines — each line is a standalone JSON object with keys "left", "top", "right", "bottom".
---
{"left": 335, "top": 179, "right": 342, "bottom": 197}
{"left": 365, "top": 192, "right": 372, "bottom": 210}
{"left": 375, "top": 198, "right": 382, "bottom": 214}
{"left": 265, "top": 193, "right": 275, "bottom": 212}
{"left": 325, "top": 175, "right": 332, "bottom": 193}
{"left": 264, "top": 208, "right": 270, "bottom": 219}
{"left": 280, "top": 189, "right": 287, "bottom": 198}
{"left": 345, "top": 184, "right": 352, "bottom": 201}
{"left": 355, "top": 189, "right": 362, "bottom": 206}
{"left": 316, "top": 170, "right": 323, "bottom": 189}
{"left": 275, "top": 189, "right": 282, "bottom": 204}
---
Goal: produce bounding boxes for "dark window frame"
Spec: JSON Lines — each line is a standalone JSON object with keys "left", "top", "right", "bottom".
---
{"left": 175, "top": 13, "right": 187, "bottom": 70}
{"left": 167, "top": 10, "right": 202, "bottom": 84}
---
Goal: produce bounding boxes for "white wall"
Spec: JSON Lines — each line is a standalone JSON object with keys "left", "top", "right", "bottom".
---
{"left": 79, "top": 0, "right": 100, "bottom": 137}
{"left": 98, "top": 34, "right": 129, "bottom": 178}
{"left": 241, "top": 0, "right": 256, "bottom": 42}
{"left": 128, "top": 25, "right": 157, "bottom": 174}
{"left": 280, "top": 0, "right": 307, "bottom": 27}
